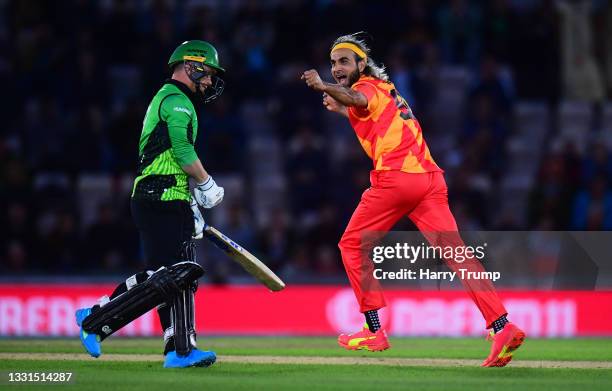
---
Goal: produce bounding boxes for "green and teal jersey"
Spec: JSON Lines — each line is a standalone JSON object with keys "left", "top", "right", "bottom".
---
{"left": 132, "top": 80, "right": 200, "bottom": 202}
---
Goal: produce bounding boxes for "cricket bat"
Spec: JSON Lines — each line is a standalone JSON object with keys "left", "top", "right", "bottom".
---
{"left": 191, "top": 200, "right": 286, "bottom": 292}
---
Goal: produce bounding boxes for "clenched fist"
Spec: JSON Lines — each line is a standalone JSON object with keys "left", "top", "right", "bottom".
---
{"left": 301, "top": 69, "right": 326, "bottom": 92}
{"left": 323, "top": 92, "right": 341, "bottom": 111}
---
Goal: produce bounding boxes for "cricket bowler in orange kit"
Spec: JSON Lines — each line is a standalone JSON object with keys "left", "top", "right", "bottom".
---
{"left": 302, "top": 32, "right": 525, "bottom": 367}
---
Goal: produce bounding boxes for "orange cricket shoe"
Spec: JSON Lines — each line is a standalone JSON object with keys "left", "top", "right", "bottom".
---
{"left": 338, "top": 325, "right": 390, "bottom": 352}
{"left": 481, "top": 322, "right": 526, "bottom": 367}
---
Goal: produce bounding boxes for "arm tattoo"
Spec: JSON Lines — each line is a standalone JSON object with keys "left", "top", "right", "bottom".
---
{"left": 322, "top": 82, "right": 368, "bottom": 108}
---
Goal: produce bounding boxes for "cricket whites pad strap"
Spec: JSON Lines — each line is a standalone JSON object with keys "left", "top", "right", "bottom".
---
{"left": 82, "top": 262, "right": 204, "bottom": 340}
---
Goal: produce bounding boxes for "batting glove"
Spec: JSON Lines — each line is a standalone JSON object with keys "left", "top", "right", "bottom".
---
{"left": 190, "top": 198, "right": 206, "bottom": 239}
{"left": 193, "top": 176, "right": 224, "bottom": 209}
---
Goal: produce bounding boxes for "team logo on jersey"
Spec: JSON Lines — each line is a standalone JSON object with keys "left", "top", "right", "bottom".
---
{"left": 173, "top": 106, "right": 192, "bottom": 116}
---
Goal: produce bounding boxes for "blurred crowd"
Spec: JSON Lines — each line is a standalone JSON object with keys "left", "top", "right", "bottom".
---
{"left": 1, "top": 0, "right": 612, "bottom": 282}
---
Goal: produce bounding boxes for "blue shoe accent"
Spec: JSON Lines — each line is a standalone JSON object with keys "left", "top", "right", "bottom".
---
{"left": 75, "top": 308, "right": 91, "bottom": 327}
{"left": 75, "top": 307, "right": 102, "bottom": 358}
{"left": 163, "top": 349, "right": 216, "bottom": 368}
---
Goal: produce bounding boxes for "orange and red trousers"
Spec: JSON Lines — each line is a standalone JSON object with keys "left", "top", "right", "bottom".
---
{"left": 338, "top": 170, "right": 507, "bottom": 328}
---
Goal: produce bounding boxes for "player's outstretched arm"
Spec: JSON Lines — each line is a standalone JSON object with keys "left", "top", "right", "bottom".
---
{"left": 301, "top": 69, "right": 367, "bottom": 109}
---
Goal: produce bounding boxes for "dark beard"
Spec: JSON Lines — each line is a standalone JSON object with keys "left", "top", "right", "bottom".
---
{"left": 347, "top": 68, "right": 361, "bottom": 86}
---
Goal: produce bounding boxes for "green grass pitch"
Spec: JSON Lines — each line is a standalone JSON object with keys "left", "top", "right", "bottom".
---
{"left": 1, "top": 337, "right": 611, "bottom": 390}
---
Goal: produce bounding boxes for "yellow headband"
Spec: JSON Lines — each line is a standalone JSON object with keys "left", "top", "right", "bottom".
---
{"left": 331, "top": 43, "right": 367, "bottom": 60}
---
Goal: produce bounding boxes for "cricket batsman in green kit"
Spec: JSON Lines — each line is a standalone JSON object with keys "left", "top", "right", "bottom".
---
{"left": 75, "top": 40, "right": 225, "bottom": 368}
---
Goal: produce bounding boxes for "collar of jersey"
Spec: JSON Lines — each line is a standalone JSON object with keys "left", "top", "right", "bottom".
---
{"left": 164, "top": 79, "right": 199, "bottom": 108}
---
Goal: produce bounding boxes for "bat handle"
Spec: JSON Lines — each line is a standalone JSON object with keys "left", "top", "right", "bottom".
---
{"left": 190, "top": 198, "right": 207, "bottom": 239}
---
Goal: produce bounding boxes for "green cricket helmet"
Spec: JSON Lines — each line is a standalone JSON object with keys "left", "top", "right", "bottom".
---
{"left": 168, "top": 40, "right": 225, "bottom": 72}
{"left": 168, "top": 40, "right": 225, "bottom": 103}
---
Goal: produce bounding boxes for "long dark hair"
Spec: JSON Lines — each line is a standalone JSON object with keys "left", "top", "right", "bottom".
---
{"left": 331, "top": 32, "right": 389, "bottom": 82}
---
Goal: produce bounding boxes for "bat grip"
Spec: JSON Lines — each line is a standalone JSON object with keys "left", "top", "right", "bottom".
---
{"left": 190, "top": 198, "right": 207, "bottom": 239}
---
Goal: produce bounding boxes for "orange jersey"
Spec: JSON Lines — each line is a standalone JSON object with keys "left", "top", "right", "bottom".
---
{"left": 348, "top": 76, "right": 442, "bottom": 173}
